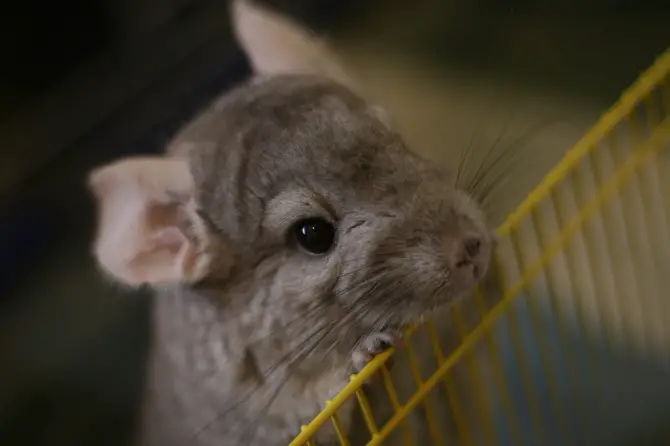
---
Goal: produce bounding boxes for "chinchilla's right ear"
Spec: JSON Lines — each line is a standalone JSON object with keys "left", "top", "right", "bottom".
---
{"left": 230, "top": 0, "right": 355, "bottom": 88}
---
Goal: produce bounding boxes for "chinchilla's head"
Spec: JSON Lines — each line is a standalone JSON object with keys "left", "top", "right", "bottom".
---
{"left": 87, "top": 1, "right": 496, "bottom": 333}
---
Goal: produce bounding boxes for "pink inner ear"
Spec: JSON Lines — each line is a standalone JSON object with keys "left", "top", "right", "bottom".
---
{"left": 140, "top": 203, "right": 203, "bottom": 283}
{"left": 123, "top": 226, "right": 185, "bottom": 285}
{"left": 147, "top": 227, "right": 186, "bottom": 254}
{"left": 88, "top": 156, "right": 209, "bottom": 286}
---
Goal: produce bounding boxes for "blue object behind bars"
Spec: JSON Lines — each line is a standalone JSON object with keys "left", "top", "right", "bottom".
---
{"left": 490, "top": 294, "right": 670, "bottom": 446}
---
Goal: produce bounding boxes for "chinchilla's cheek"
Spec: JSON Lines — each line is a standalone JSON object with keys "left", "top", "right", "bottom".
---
{"left": 273, "top": 256, "right": 339, "bottom": 299}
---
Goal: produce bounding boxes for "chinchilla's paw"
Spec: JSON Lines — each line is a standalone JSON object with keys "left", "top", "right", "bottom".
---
{"left": 352, "top": 330, "right": 404, "bottom": 372}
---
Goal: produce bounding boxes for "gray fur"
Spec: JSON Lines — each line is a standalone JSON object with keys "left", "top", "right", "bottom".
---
{"left": 129, "top": 74, "right": 496, "bottom": 445}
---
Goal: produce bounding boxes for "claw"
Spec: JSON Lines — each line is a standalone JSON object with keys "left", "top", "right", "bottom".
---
{"left": 352, "top": 330, "right": 404, "bottom": 372}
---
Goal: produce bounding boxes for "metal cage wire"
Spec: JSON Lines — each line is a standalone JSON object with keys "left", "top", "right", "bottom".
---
{"left": 290, "top": 46, "right": 670, "bottom": 446}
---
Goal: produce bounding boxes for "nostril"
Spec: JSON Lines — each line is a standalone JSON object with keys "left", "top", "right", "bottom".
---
{"left": 464, "top": 238, "right": 481, "bottom": 258}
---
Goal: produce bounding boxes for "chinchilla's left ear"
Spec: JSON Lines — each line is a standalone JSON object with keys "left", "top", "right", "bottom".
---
{"left": 87, "top": 156, "right": 217, "bottom": 287}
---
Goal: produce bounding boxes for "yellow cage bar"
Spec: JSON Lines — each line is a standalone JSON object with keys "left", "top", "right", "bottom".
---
{"left": 290, "top": 46, "right": 670, "bottom": 446}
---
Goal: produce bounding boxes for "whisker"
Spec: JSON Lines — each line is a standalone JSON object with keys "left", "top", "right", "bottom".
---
{"left": 467, "top": 133, "right": 521, "bottom": 197}
{"left": 190, "top": 319, "right": 336, "bottom": 441}
{"left": 473, "top": 116, "right": 566, "bottom": 203}
{"left": 457, "top": 106, "right": 503, "bottom": 189}
{"left": 221, "top": 261, "right": 391, "bottom": 347}
{"left": 469, "top": 116, "right": 565, "bottom": 201}
{"left": 217, "top": 286, "right": 392, "bottom": 442}
{"left": 456, "top": 130, "right": 476, "bottom": 187}
{"left": 242, "top": 332, "right": 348, "bottom": 446}
{"left": 465, "top": 109, "right": 517, "bottom": 192}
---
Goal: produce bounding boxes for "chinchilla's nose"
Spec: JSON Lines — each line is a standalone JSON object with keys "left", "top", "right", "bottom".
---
{"left": 463, "top": 238, "right": 481, "bottom": 258}
{"left": 448, "top": 235, "right": 483, "bottom": 277}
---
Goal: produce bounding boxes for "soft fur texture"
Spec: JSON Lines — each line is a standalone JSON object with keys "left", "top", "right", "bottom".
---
{"left": 87, "top": 1, "right": 496, "bottom": 445}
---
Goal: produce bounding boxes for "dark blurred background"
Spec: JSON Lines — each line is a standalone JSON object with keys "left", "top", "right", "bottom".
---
{"left": 1, "top": 1, "right": 670, "bottom": 445}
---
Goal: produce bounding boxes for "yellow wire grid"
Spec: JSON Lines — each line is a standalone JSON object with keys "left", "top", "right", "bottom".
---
{"left": 290, "top": 46, "right": 670, "bottom": 446}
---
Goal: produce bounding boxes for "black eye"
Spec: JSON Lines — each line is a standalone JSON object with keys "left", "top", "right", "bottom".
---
{"left": 293, "top": 218, "right": 336, "bottom": 254}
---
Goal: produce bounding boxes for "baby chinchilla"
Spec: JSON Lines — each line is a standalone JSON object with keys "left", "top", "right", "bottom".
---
{"left": 86, "top": 1, "right": 497, "bottom": 445}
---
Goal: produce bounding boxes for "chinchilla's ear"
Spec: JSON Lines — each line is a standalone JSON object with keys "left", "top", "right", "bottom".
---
{"left": 230, "top": 0, "right": 355, "bottom": 88}
{"left": 87, "top": 156, "right": 217, "bottom": 287}
{"left": 230, "top": 0, "right": 396, "bottom": 128}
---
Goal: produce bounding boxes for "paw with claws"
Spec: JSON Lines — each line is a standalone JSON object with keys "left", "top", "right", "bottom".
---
{"left": 352, "top": 330, "right": 404, "bottom": 372}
